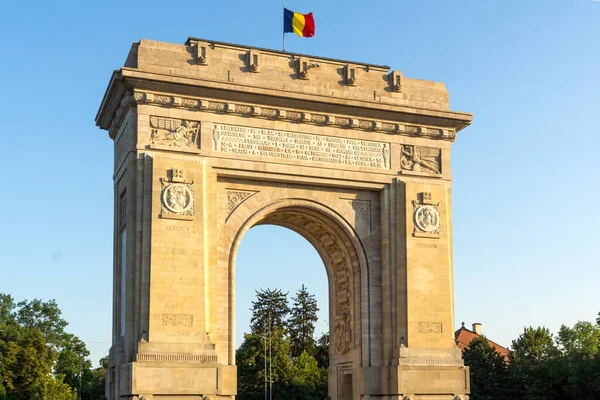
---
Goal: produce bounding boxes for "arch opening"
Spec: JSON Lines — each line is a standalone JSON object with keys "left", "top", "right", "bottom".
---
{"left": 228, "top": 202, "right": 367, "bottom": 400}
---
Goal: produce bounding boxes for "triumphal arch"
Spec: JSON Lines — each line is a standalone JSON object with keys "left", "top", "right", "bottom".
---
{"left": 96, "top": 37, "right": 472, "bottom": 400}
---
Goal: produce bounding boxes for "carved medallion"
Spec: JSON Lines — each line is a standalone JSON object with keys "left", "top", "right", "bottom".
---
{"left": 414, "top": 205, "right": 440, "bottom": 234}
{"left": 401, "top": 145, "right": 441, "bottom": 174}
{"left": 160, "top": 181, "right": 194, "bottom": 219}
{"left": 162, "top": 183, "right": 193, "bottom": 214}
{"left": 412, "top": 192, "right": 441, "bottom": 238}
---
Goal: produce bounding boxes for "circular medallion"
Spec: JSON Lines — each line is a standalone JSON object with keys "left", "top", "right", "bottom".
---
{"left": 414, "top": 205, "right": 440, "bottom": 233}
{"left": 162, "top": 183, "right": 193, "bottom": 213}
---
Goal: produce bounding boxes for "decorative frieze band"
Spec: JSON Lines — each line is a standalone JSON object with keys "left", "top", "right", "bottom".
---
{"left": 398, "top": 355, "right": 464, "bottom": 367}
{"left": 132, "top": 91, "right": 456, "bottom": 141}
{"left": 136, "top": 353, "right": 217, "bottom": 363}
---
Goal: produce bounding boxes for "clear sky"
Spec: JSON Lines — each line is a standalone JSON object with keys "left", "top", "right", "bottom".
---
{"left": 0, "top": 0, "right": 598, "bottom": 366}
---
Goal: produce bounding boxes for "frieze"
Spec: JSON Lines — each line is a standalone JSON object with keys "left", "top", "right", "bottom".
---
{"left": 136, "top": 353, "right": 216, "bottom": 363}
{"left": 150, "top": 116, "right": 200, "bottom": 148}
{"left": 161, "top": 313, "right": 194, "bottom": 327}
{"left": 213, "top": 124, "right": 390, "bottom": 169}
{"left": 132, "top": 91, "right": 457, "bottom": 141}
{"left": 418, "top": 322, "right": 443, "bottom": 333}
{"left": 401, "top": 145, "right": 441, "bottom": 174}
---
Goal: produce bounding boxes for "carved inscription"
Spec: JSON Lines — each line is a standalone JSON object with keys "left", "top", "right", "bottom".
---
{"left": 166, "top": 226, "right": 190, "bottom": 232}
{"left": 161, "top": 313, "right": 193, "bottom": 327}
{"left": 213, "top": 124, "right": 390, "bottom": 169}
{"left": 418, "top": 322, "right": 443, "bottom": 333}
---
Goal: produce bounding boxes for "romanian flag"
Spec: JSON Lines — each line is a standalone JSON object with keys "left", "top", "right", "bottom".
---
{"left": 284, "top": 8, "right": 315, "bottom": 38}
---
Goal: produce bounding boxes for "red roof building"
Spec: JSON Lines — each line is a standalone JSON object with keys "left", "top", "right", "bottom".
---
{"left": 455, "top": 322, "right": 511, "bottom": 361}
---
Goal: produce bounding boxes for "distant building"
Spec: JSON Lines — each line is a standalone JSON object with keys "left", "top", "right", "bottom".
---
{"left": 455, "top": 322, "right": 511, "bottom": 361}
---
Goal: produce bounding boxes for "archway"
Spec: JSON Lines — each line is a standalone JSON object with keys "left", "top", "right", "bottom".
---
{"left": 226, "top": 199, "right": 368, "bottom": 400}
{"left": 97, "top": 36, "right": 473, "bottom": 400}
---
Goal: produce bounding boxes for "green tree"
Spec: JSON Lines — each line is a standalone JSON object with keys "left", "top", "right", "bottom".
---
{"left": 287, "top": 351, "right": 327, "bottom": 400}
{"left": 0, "top": 294, "right": 96, "bottom": 399}
{"left": 250, "top": 289, "right": 290, "bottom": 335}
{"left": 463, "top": 336, "right": 511, "bottom": 400}
{"left": 1, "top": 326, "right": 53, "bottom": 399}
{"left": 236, "top": 328, "right": 293, "bottom": 400}
{"left": 33, "top": 374, "right": 76, "bottom": 400}
{"left": 15, "top": 299, "right": 68, "bottom": 347}
{"left": 289, "top": 284, "right": 319, "bottom": 358}
{"left": 54, "top": 333, "right": 92, "bottom": 389}
{"left": 510, "top": 327, "right": 560, "bottom": 400}
{"left": 555, "top": 321, "right": 600, "bottom": 399}
{"left": 314, "top": 332, "right": 329, "bottom": 370}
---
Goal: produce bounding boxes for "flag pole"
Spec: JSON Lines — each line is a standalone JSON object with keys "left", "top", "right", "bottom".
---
{"left": 282, "top": 0, "right": 286, "bottom": 51}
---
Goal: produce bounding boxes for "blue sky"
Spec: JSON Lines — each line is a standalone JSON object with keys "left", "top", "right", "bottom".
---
{"left": 0, "top": 0, "right": 598, "bottom": 365}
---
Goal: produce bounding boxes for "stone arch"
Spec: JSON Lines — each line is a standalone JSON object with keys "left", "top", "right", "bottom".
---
{"left": 222, "top": 196, "right": 370, "bottom": 375}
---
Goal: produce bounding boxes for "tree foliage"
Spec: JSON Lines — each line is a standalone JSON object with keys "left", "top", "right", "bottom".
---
{"left": 289, "top": 284, "right": 319, "bottom": 358}
{"left": 464, "top": 316, "right": 600, "bottom": 400}
{"left": 250, "top": 289, "right": 290, "bottom": 335}
{"left": 463, "top": 336, "right": 511, "bottom": 400}
{"left": 238, "top": 286, "right": 327, "bottom": 400}
{"left": 0, "top": 293, "right": 106, "bottom": 400}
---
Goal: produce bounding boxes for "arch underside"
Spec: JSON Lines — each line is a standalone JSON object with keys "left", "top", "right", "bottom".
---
{"left": 255, "top": 207, "right": 362, "bottom": 358}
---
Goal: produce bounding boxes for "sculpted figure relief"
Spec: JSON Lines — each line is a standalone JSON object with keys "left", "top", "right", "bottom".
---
{"left": 150, "top": 117, "right": 200, "bottom": 147}
{"left": 415, "top": 205, "right": 440, "bottom": 233}
{"left": 401, "top": 145, "right": 441, "bottom": 174}
{"left": 162, "top": 183, "right": 193, "bottom": 214}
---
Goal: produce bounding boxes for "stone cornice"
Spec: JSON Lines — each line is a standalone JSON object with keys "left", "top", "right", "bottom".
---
{"left": 97, "top": 68, "right": 472, "bottom": 138}
{"left": 116, "top": 89, "right": 459, "bottom": 142}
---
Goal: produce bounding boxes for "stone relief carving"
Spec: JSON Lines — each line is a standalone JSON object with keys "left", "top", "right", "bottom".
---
{"left": 413, "top": 192, "right": 441, "bottom": 238}
{"left": 334, "top": 314, "right": 353, "bottom": 354}
{"left": 418, "top": 322, "right": 443, "bottom": 334}
{"left": 161, "top": 313, "right": 194, "bottom": 327}
{"left": 161, "top": 180, "right": 194, "bottom": 218}
{"left": 401, "top": 145, "right": 441, "bottom": 174}
{"left": 261, "top": 211, "right": 356, "bottom": 355}
{"left": 414, "top": 205, "right": 440, "bottom": 234}
{"left": 150, "top": 116, "right": 200, "bottom": 148}
{"left": 227, "top": 190, "right": 257, "bottom": 215}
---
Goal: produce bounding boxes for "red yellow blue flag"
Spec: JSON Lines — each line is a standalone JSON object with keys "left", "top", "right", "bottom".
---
{"left": 283, "top": 8, "right": 315, "bottom": 38}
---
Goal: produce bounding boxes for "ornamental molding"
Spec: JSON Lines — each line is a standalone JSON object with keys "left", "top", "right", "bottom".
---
{"left": 136, "top": 353, "right": 216, "bottom": 363}
{"left": 260, "top": 210, "right": 357, "bottom": 355}
{"left": 132, "top": 91, "right": 457, "bottom": 141}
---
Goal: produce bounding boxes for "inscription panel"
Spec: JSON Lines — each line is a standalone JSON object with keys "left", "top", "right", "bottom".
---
{"left": 212, "top": 123, "right": 390, "bottom": 169}
{"left": 418, "top": 322, "right": 443, "bottom": 333}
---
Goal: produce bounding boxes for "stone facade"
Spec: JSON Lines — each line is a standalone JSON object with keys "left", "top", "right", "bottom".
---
{"left": 96, "top": 37, "right": 473, "bottom": 400}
